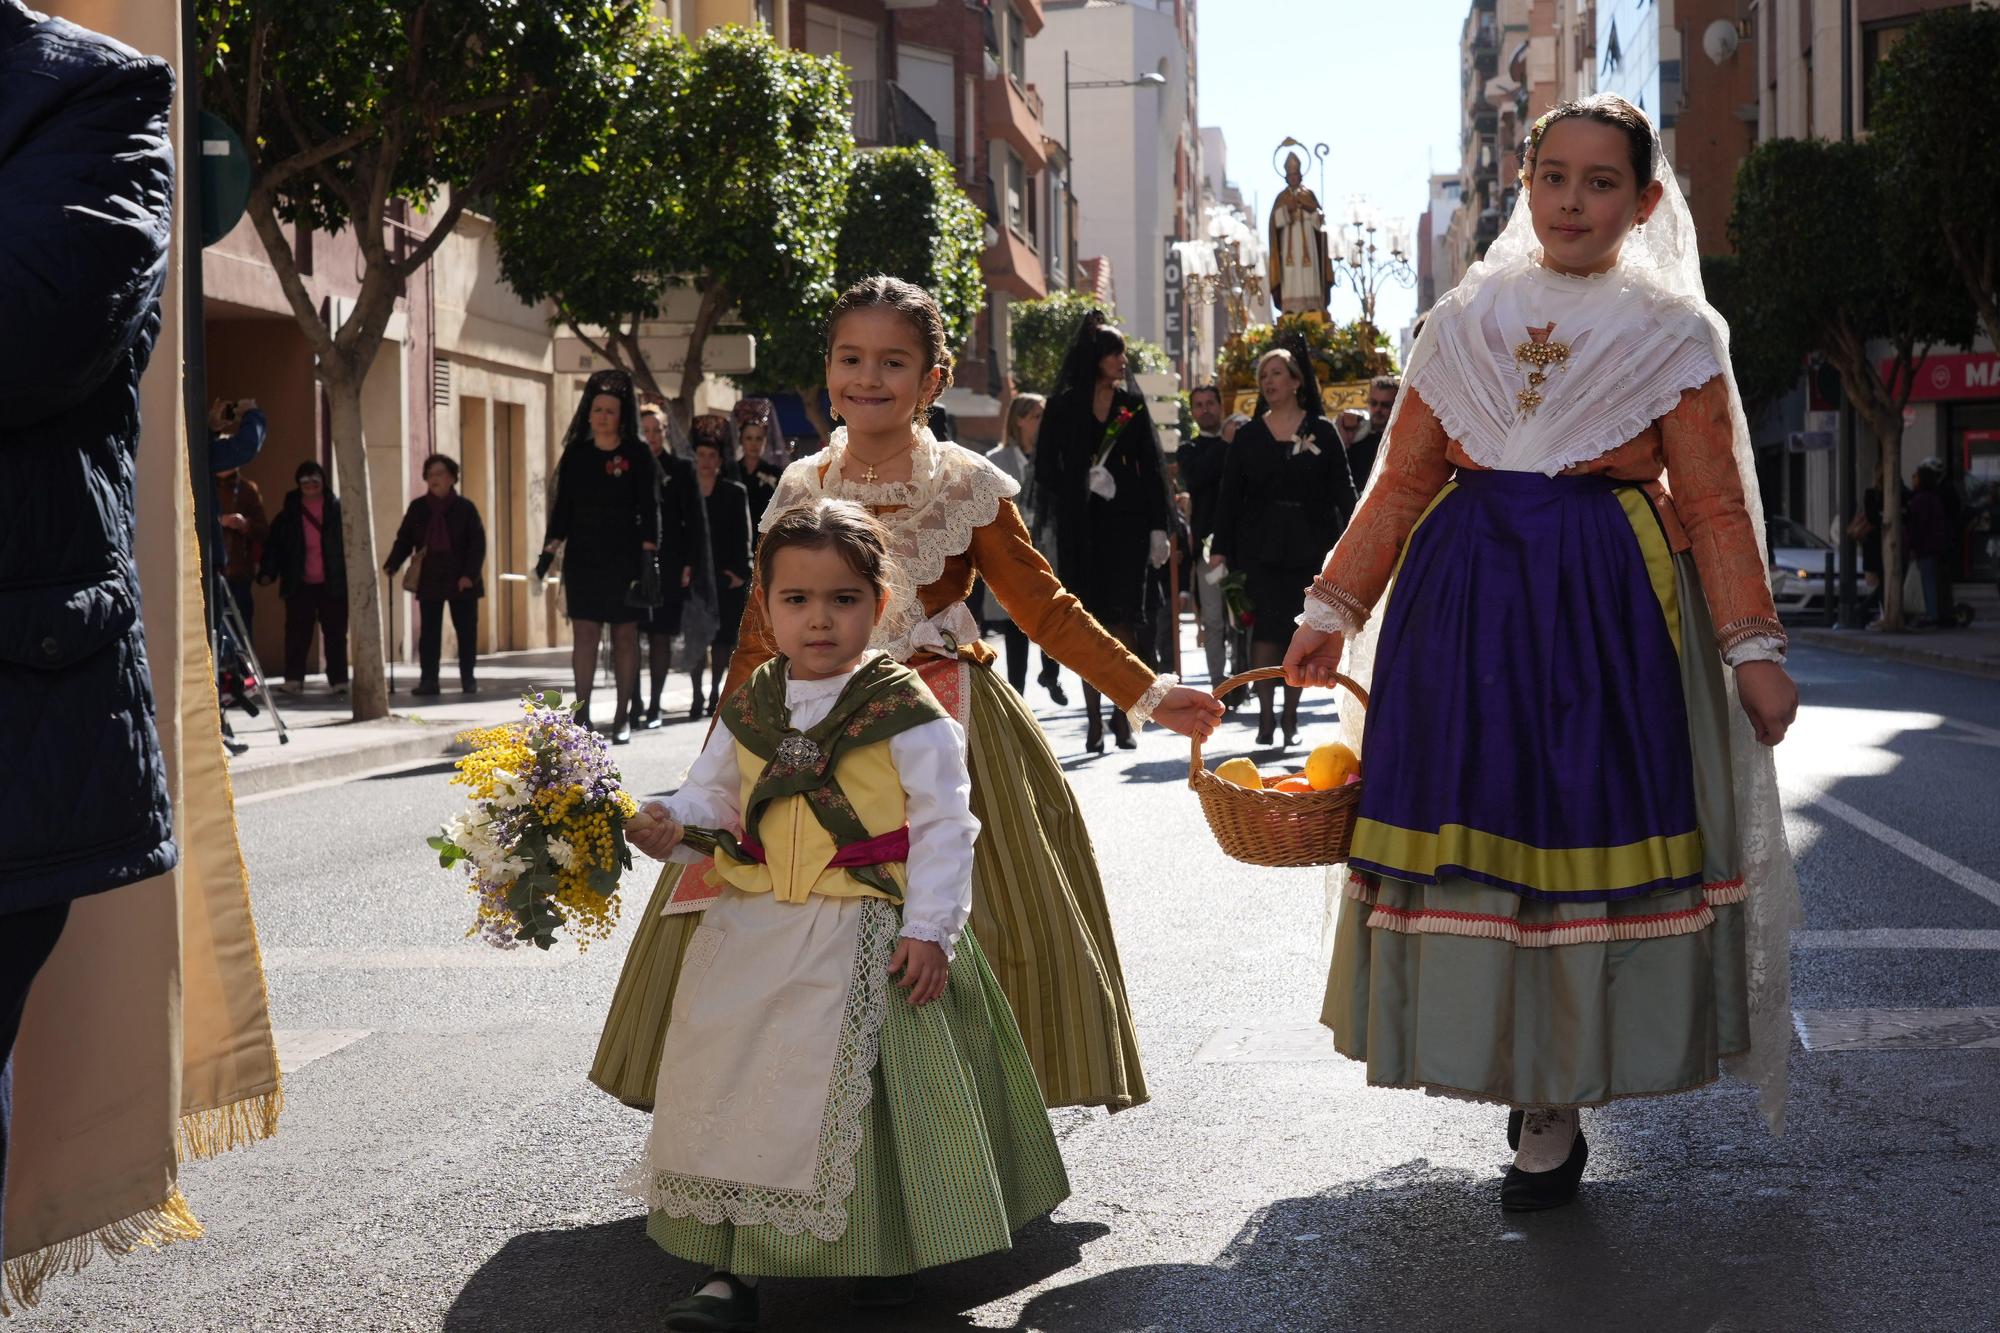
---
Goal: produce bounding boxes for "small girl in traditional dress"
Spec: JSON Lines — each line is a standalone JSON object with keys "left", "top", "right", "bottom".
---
{"left": 623, "top": 498, "right": 1067, "bottom": 1331}
{"left": 1285, "top": 95, "right": 1802, "bottom": 1210}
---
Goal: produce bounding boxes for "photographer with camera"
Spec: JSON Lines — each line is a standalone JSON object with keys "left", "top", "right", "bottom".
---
{"left": 208, "top": 397, "right": 267, "bottom": 635}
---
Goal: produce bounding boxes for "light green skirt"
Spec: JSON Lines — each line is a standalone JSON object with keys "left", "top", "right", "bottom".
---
{"left": 1322, "top": 551, "right": 1751, "bottom": 1107}
{"left": 593, "top": 660, "right": 1147, "bottom": 1112}
{"left": 647, "top": 925, "right": 1070, "bottom": 1277}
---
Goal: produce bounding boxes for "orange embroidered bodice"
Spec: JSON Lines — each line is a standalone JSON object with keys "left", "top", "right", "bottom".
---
{"left": 725, "top": 493, "right": 1159, "bottom": 710}
{"left": 1321, "top": 378, "right": 1785, "bottom": 653}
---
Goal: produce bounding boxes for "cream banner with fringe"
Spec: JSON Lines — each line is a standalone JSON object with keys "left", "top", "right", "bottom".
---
{"left": 2, "top": 1, "right": 280, "bottom": 1310}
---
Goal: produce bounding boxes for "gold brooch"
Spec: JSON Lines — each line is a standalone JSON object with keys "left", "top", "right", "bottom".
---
{"left": 1512, "top": 322, "right": 1571, "bottom": 417}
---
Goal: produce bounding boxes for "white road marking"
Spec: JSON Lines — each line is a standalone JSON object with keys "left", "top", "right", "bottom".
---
{"left": 1796, "top": 929, "right": 2000, "bottom": 950}
{"left": 274, "top": 1028, "right": 372, "bottom": 1074}
{"left": 1793, "top": 1008, "right": 2000, "bottom": 1053}
{"left": 1194, "top": 1021, "right": 1346, "bottom": 1063}
{"left": 263, "top": 946, "right": 565, "bottom": 970}
{"left": 1788, "top": 788, "right": 2000, "bottom": 911}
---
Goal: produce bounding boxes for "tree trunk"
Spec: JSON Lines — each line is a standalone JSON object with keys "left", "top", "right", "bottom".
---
{"left": 325, "top": 368, "right": 392, "bottom": 719}
{"left": 674, "top": 283, "right": 730, "bottom": 431}
{"left": 794, "top": 383, "right": 834, "bottom": 444}
{"left": 1879, "top": 425, "right": 1905, "bottom": 631}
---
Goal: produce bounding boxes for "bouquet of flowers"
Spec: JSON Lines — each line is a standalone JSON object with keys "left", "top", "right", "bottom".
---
{"left": 428, "top": 691, "right": 639, "bottom": 950}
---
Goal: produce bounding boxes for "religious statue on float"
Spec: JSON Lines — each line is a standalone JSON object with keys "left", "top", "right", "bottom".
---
{"left": 1267, "top": 146, "right": 1334, "bottom": 318}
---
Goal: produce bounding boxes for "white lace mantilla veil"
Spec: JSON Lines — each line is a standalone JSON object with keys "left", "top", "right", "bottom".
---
{"left": 1327, "top": 118, "right": 1802, "bottom": 1132}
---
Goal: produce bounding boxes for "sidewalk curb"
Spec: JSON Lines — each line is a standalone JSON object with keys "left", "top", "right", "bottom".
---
{"left": 227, "top": 724, "right": 474, "bottom": 798}
{"left": 1792, "top": 628, "right": 2000, "bottom": 682}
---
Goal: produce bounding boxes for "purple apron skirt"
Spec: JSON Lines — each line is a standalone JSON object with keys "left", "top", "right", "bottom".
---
{"left": 1347, "top": 469, "right": 1701, "bottom": 903}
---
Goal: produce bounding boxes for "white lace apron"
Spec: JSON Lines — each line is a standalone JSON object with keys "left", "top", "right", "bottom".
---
{"left": 629, "top": 894, "right": 898, "bottom": 1240}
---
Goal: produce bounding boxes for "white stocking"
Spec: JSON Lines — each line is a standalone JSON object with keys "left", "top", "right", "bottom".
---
{"left": 1513, "top": 1107, "right": 1578, "bottom": 1173}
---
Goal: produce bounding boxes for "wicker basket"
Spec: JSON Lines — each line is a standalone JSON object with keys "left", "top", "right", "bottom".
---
{"left": 1188, "top": 666, "right": 1369, "bottom": 868}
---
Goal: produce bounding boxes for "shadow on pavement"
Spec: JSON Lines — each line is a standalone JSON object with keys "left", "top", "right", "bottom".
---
{"left": 1005, "top": 1161, "right": 1831, "bottom": 1333}
{"left": 443, "top": 1215, "right": 1109, "bottom": 1332}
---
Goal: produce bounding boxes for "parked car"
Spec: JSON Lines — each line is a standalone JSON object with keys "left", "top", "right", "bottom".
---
{"left": 1767, "top": 516, "right": 1833, "bottom": 620}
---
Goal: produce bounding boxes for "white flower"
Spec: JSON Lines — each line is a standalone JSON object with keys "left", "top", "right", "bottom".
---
{"left": 489, "top": 768, "right": 532, "bottom": 809}
{"left": 547, "top": 838, "right": 580, "bottom": 871}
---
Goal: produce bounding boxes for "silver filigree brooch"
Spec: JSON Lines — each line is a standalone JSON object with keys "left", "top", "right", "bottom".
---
{"left": 775, "top": 732, "right": 823, "bottom": 768}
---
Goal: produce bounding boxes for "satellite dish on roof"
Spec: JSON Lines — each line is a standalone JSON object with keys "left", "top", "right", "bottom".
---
{"left": 1703, "top": 19, "right": 1741, "bottom": 65}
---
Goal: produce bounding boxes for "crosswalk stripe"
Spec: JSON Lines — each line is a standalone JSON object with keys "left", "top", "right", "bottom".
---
{"left": 1792, "top": 789, "right": 2000, "bottom": 911}
{"left": 274, "top": 1029, "right": 372, "bottom": 1074}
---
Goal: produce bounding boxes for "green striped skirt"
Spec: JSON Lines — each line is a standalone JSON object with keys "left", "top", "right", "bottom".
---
{"left": 645, "top": 922, "right": 1070, "bottom": 1277}
{"left": 593, "top": 659, "right": 1148, "bottom": 1112}
{"left": 1322, "top": 548, "right": 1751, "bottom": 1107}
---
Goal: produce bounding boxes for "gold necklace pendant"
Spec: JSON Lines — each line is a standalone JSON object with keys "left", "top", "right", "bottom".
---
{"left": 1512, "top": 321, "right": 1572, "bottom": 418}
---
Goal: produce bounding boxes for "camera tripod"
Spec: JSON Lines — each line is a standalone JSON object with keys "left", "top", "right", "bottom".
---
{"left": 217, "top": 580, "right": 289, "bottom": 746}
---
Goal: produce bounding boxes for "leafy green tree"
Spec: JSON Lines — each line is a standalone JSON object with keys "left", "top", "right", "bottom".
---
{"left": 1728, "top": 137, "right": 1975, "bottom": 629}
{"left": 1701, "top": 254, "right": 1801, "bottom": 418}
{"left": 199, "top": 0, "right": 645, "bottom": 719}
{"left": 494, "top": 25, "right": 854, "bottom": 430}
{"left": 741, "top": 145, "right": 986, "bottom": 438}
{"left": 1008, "top": 291, "right": 1110, "bottom": 396}
{"left": 1871, "top": 6, "right": 2000, "bottom": 352}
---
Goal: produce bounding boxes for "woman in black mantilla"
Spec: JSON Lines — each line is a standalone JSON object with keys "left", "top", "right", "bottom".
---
{"left": 539, "top": 370, "right": 662, "bottom": 742}
{"left": 1209, "top": 338, "right": 1358, "bottom": 746}
{"left": 688, "top": 414, "right": 753, "bottom": 720}
{"left": 1038, "top": 311, "right": 1172, "bottom": 752}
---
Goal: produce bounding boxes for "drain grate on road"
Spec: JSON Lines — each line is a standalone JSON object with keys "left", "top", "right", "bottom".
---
{"left": 1793, "top": 1007, "right": 2000, "bottom": 1052}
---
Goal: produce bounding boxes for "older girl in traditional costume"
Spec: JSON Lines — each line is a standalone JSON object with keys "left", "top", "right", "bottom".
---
{"left": 595, "top": 277, "right": 1223, "bottom": 1122}
{"left": 1284, "top": 96, "right": 1801, "bottom": 1210}
{"left": 625, "top": 499, "right": 1066, "bottom": 1328}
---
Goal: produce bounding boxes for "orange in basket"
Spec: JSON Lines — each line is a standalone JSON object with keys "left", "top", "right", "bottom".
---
{"left": 1188, "top": 666, "right": 1367, "bottom": 868}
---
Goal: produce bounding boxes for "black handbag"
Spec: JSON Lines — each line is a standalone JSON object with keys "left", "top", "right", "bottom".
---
{"left": 626, "top": 557, "right": 663, "bottom": 609}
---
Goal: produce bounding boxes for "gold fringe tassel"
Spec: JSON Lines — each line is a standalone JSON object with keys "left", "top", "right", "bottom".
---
{"left": 1, "top": 1189, "right": 204, "bottom": 1315}
{"left": 177, "top": 1084, "right": 285, "bottom": 1162}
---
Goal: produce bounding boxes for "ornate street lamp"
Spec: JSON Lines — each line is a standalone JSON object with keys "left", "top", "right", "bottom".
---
{"left": 1326, "top": 196, "right": 1415, "bottom": 333}
{"left": 1174, "top": 206, "right": 1266, "bottom": 340}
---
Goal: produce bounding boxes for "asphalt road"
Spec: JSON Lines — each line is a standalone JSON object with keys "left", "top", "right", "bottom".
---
{"left": 16, "top": 642, "right": 2000, "bottom": 1332}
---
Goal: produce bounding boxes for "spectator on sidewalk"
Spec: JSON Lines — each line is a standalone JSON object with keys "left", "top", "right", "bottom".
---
{"left": 211, "top": 408, "right": 269, "bottom": 635}
{"left": 1907, "top": 459, "right": 1951, "bottom": 628}
{"left": 384, "top": 453, "right": 486, "bottom": 697}
{"left": 0, "top": 0, "right": 177, "bottom": 1269}
{"left": 260, "top": 459, "right": 349, "bottom": 695}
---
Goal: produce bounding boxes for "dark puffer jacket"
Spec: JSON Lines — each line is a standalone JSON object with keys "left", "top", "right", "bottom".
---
{"left": 0, "top": 4, "right": 178, "bottom": 914}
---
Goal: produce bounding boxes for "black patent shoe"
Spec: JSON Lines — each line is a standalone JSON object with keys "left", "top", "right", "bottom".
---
{"left": 644, "top": 704, "right": 664, "bottom": 730}
{"left": 1110, "top": 712, "right": 1136, "bottom": 750}
{"left": 1084, "top": 719, "right": 1105, "bottom": 753}
{"left": 411, "top": 679, "right": 442, "bottom": 698}
{"left": 688, "top": 695, "right": 705, "bottom": 721}
{"left": 611, "top": 717, "right": 633, "bottom": 745}
{"left": 664, "top": 1273, "right": 759, "bottom": 1331}
{"left": 1039, "top": 669, "right": 1068, "bottom": 706}
{"left": 851, "top": 1274, "right": 915, "bottom": 1308}
{"left": 1507, "top": 1109, "right": 1523, "bottom": 1149}
{"left": 1501, "top": 1123, "right": 1588, "bottom": 1213}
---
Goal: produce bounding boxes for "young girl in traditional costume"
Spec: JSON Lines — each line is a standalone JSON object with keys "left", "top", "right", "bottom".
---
{"left": 622, "top": 498, "right": 1067, "bottom": 1329}
{"left": 594, "top": 277, "right": 1223, "bottom": 1123}
{"left": 1284, "top": 95, "right": 1802, "bottom": 1210}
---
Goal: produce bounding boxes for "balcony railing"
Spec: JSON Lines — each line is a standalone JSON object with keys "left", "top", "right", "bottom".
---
{"left": 851, "top": 79, "right": 955, "bottom": 160}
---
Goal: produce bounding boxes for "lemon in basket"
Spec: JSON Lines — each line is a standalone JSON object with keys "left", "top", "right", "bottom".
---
{"left": 1304, "top": 743, "right": 1360, "bottom": 791}
{"left": 1215, "top": 757, "right": 1264, "bottom": 790}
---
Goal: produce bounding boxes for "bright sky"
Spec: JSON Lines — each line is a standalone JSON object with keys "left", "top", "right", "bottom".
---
{"left": 1198, "top": 0, "right": 1469, "bottom": 343}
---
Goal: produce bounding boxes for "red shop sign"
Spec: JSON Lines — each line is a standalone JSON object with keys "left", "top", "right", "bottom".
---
{"left": 1879, "top": 353, "right": 2000, "bottom": 402}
